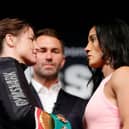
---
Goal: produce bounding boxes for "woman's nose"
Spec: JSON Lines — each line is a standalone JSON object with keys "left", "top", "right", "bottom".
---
{"left": 84, "top": 42, "right": 90, "bottom": 53}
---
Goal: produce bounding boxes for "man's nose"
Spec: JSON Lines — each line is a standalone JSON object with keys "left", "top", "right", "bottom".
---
{"left": 46, "top": 52, "right": 52, "bottom": 59}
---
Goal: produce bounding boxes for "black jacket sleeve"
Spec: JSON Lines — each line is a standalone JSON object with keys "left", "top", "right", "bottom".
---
{"left": 0, "top": 57, "right": 36, "bottom": 129}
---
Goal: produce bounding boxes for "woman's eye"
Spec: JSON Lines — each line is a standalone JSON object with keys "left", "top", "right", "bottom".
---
{"left": 90, "top": 36, "right": 97, "bottom": 42}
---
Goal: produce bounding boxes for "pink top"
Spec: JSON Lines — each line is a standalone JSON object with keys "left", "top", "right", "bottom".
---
{"left": 84, "top": 74, "right": 121, "bottom": 129}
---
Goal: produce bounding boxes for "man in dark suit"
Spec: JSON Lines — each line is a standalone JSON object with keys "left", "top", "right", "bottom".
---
{"left": 25, "top": 28, "right": 87, "bottom": 129}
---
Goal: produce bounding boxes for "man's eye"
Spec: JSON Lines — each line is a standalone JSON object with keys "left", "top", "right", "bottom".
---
{"left": 53, "top": 50, "right": 60, "bottom": 53}
{"left": 36, "top": 49, "right": 45, "bottom": 53}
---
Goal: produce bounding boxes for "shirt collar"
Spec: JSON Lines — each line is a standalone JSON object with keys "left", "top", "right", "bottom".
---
{"left": 31, "top": 79, "right": 62, "bottom": 93}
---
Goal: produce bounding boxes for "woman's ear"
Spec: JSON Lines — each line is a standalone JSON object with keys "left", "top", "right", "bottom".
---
{"left": 5, "top": 34, "right": 15, "bottom": 47}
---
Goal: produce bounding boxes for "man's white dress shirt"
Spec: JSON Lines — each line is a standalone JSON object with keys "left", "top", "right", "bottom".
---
{"left": 31, "top": 79, "right": 62, "bottom": 113}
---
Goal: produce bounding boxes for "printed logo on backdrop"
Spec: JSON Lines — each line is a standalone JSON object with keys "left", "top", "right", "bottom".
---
{"left": 60, "top": 47, "right": 93, "bottom": 99}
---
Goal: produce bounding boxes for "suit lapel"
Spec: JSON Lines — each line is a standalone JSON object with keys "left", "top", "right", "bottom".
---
{"left": 29, "top": 83, "right": 44, "bottom": 110}
{"left": 53, "top": 89, "right": 71, "bottom": 115}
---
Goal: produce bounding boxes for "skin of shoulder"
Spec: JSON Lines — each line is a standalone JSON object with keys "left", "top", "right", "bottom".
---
{"left": 111, "top": 66, "right": 129, "bottom": 89}
{"left": 110, "top": 66, "right": 129, "bottom": 128}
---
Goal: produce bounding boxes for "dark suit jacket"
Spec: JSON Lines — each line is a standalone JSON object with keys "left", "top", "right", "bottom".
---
{"left": 30, "top": 84, "right": 87, "bottom": 129}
